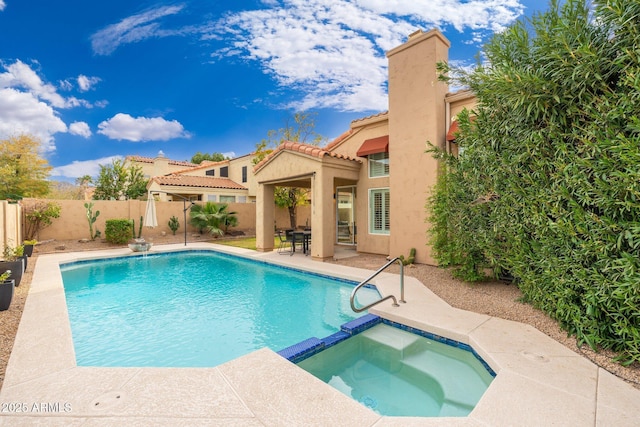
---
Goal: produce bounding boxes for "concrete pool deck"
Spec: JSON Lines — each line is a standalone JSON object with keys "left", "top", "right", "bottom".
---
{"left": 1, "top": 243, "right": 639, "bottom": 426}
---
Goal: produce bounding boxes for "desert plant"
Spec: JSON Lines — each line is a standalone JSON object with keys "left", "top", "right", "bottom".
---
{"left": 168, "top": 216, "right": 180, "bottom": 235}
{"left": 84, "top": 202, "right": 100, "bottom": 240}
{"left": 23, "top": 201, "right": 61, "bottom": 240}
{"left": 105, "top": 219, "right": 133, "bottom": 244}
{"left": 399, "top": 248, "right": 416, "bottom": 266}
{"left": 0, "top": 270, "right": 10, "bottom": 282}
{"left": 190, "top": 202, "right": 237, "bottom": 237}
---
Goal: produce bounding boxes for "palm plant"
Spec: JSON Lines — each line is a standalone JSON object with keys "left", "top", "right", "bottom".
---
{"left": 189, "top": 202, "right": 238, "bottom": 237}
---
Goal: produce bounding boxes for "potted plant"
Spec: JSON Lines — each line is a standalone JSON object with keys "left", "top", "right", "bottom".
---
{"left": 0, "top": 246, "right": 24, "bottom": 286}
{"left": 23, "top": 239, "right": 37, "bottom": 257}
{"left": 14, "top": 244, "right": 27, "bottom": 271}
{"left": 0, "top": 270, "right": 14, "bottom": 311}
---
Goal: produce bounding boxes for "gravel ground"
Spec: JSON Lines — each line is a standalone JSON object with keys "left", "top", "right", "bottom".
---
{"left": 1, "top": 236, "right": 638, "bottom": 391}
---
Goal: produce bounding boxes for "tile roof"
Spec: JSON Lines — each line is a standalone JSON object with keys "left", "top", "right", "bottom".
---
{"left": 126, "top": 155, "right": 197, "bottom": 168}
{"left": 150, "top": 175, "right": 246, "bottom": 190}
{"left": 324, "top": 129, "right": 354, "bottom": 152}
{"left": 350, "top": 111, "right": 388, "bottom": 125}
{"left": 171, "top": 159, "right": 229, "bottom": 175}
{"left": 253, "top": 141, "right": 362, "bottom": 172}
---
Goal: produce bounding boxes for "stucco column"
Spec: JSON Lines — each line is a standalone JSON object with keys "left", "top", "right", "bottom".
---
{"left": 256, "top": 183, "right": 275, "bottom": 252}
{"left": 310, "top": 171, "right": 334, "bottom": 260}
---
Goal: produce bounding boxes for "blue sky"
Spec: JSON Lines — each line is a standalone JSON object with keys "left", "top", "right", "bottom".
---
{"left": 0, "top": 0, "right": 548, "bottom": 181}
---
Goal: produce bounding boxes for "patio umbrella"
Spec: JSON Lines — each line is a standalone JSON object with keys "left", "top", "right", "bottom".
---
{"left": 143, "top": 193, "right": 158, "bottom": 228}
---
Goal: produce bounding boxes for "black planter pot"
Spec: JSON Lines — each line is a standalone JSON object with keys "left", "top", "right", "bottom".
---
{"left": 23, "top": 244, "right": 34, "bottom": 257}
{"left": 0, "top": 279, "right": 15, "bottom": 311}
{"left": 20, "top": 255, "right": 27, "bottom": 271}
{"left": 0, "top": 260, "right": 24, "bottom": 287}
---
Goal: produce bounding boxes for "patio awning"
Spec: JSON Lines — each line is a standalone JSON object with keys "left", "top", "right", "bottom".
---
{"left": 356, "top": 135, "right": 389, "bottom": 157}
{"left": 446, "top": 120, "right": 460, "bottom": 142}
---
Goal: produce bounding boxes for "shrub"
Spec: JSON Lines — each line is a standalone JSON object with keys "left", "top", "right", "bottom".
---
{"left": 428, "top": 0, "right": 640, "bottom": 363}
{"left": 168, "top": 216, "right": 179, "bottom": 235}
{"left": 105, "top": 219, "right": 133, "bottom": 244}
{"left": 23, "top": 201, "right": 61, "bottom": 240}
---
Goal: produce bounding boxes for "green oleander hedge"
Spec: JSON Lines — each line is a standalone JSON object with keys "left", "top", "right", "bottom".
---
{"left": 428, "top": 0, "right": 640, "bottom": 363}
{"left": 105, "top": 219, "right": 133, "bottom": 245}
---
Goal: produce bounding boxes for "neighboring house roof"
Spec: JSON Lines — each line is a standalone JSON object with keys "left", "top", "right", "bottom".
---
{"left": 149, "top": 175, "right": 246, "bottom": 190}
{"left": 253, "top": 141, "right": 362, "bottom": 173}
{"left": 171, "top": 159, "right": 230, "bottom": 175}
{"left": 126, "top": 155, "right": 197, "bottom": 168}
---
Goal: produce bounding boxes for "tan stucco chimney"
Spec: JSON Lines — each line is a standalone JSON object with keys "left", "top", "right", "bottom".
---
{"left": 153, "top": 150, "right": 170, "bottom": 177}
{"left": 386, "top": 29, "right": 450, "bottom": 265}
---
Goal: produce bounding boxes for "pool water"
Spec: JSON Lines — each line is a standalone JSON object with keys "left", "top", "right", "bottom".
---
{"left": 61, "top": 251, "right": 379, "bottom": 367}
{"left": 297, "top": 323, "right": 494, "bottom": 417}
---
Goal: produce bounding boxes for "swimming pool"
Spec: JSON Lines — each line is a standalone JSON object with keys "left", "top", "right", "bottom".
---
{"left": 60, "top": 250, "right": 379, "bottom": 367}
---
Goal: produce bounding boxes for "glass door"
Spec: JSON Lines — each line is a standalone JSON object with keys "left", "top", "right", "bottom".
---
{"left": 336, "top": 186, "right": 356, "bottom": 245}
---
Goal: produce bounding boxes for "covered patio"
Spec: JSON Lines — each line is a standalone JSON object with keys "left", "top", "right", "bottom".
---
{"left": 254, "top": 142, "right": 361, "bottom": 260}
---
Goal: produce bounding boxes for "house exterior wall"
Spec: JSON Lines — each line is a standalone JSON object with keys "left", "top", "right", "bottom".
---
{"left": 328, "top": 117, "right": 391, "bottom": 255}
{"left": 446, "top": 89, "right": 477, "bottom": 157}
{"left": 126, "top": 153, "right": 195, "bottom": 178}
{"left": 387, "top": 29, "right": 450, "bottom": 264}
{"left": 147, "top": 181, "right": 249, "bottom": 204}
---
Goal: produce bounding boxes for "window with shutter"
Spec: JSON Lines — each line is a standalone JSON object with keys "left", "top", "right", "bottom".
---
{"left": 369, "top": 188, "right": 390, "bottom": 234}
{"left": 368, "top": 152, "right": 389, "bottom": 178}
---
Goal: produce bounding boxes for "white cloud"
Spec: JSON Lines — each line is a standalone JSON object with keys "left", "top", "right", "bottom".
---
{"left": 69, "top": 121, "right": 92, "bottom": 138}
{"left": 97, "top": 113, "right": 191, "bottom": 142}
{"left": 210, "top": 0, "right": 525, "bottom": 112}
{"left": 90, "top": 5, "right": 186, "bottom": 55}
{"left": 51, "top": 155, "right": 123, "bottom": 179}
{"left": 0, "top": 60, "right": 68, "bottom": 108}
{"left": 0, "top": 88, "right": 67, "bottom": 151}
{"left": 77, "top": 75, "right": 101, "bottom": 92}
{"left": 0, "top": 60, "right": 101, "bottom": 151}
{"left": 0, "top": 1, "right": 5, "bottom": 12}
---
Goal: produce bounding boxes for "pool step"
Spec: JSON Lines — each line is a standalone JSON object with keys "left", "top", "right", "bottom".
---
{"left": 359, "top": 323, "right": 421, "bottom": 352}
{"left": 359, "top": 324, "right": 491, "bottom": 415}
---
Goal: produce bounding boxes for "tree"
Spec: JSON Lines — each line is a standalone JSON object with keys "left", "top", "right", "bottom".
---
{"left": 428, "top": 0, "right": 640, "bottom": 362}
{"left": 189, "top": 202, "right": 237, "bottom": 236}
{"left": 191, "top": 152, "right": 227, "bottom": 164}
{"left": 46, "top": 181, "right": 85, "bottom": 200}
{"left": 93, "top": 159, "right": 147, "bottom": 200}
{"left": 253, "top": 112, "right": 324, "bottom": 229}
{"left": 0, "top": 134, "right": 52, "bottom": 199}
{"left": 23, "top": 201, "right": 61, "bottom": 240}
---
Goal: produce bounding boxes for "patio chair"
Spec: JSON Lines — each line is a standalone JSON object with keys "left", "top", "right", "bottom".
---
{"left": 277, "top": 230, "right": 294, "bottom": 255}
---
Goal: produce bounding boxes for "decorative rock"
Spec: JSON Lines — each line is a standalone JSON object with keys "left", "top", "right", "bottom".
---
{"left": 55, "top": 245, "right": 66, "bottom": 251}
{"left": 78, "top": 238, "right": 90, "bottom": 243}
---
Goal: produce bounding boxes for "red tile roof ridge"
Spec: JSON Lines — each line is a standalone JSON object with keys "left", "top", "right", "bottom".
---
{"left": 126, "top": 154, "right": 197, "bottom": 168}
{"left": 350, "top": 111, "right": 388, "bottom": 125}
{"left": 253, "top": 140, "right": 361, "bottom": 172}
{"left": 324, "top": 129, "right": 353, "bottom": 152}
{"left": 150, "top": 175, "right": 246, "bottom": 190}
{"left": 170, "top": 159, "right": 230, "bottom": 175}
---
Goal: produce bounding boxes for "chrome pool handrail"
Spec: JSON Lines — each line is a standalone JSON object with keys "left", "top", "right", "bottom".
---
{"left": 350, "top": 256, "right": 406, "bottom": 313}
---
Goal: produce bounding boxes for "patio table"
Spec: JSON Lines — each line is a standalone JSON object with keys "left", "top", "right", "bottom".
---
{"left": 291, "top": 230, "right": 311, "bottom": 255}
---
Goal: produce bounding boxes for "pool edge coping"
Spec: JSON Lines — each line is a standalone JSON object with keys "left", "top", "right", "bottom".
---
{"left": 1, "top": 242, "right": 639, "bottom": 425}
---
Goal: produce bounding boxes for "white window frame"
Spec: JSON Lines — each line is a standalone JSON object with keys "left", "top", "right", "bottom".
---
{"left": 368, "top": 152, "right": 389, "bottom": 178}
{"left": 368, "top": 188, "right": 390, "bottom": 235}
